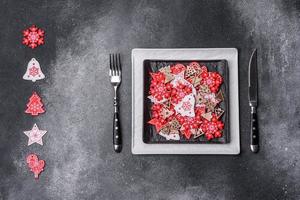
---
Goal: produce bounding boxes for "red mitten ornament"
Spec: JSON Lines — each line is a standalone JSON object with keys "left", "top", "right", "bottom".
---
{"left": 25, "top": 92, "right": 45, "bottom": 116}
{"left": 23, "top": 58, "right": 45, "bottom": 82}
{"left": 26, "top": 154, "right": 45, "bottom": 179}
{"left": 22, "top": 25, "right": 45, "bottom": 49}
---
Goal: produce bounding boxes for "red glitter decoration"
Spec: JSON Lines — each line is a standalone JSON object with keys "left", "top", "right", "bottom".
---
{"left": 25, "top": 92, "right": 45, "bottom": 116}
{"left": 22, "top": 25, "right": 45, "bottom": 49}
{"left": 26, "top": 154, "right": 45, "bottom": 179}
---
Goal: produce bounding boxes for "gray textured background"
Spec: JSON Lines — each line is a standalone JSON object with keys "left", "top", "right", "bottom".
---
{"left": 0, "top": 0, "right": 299, "bottom": 199}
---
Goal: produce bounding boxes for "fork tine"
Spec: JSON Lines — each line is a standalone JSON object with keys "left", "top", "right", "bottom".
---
{"left": 109, "top": 54, "right": 112, "bottom": 76}
{"left": 116, "top": 54, "right": 120, "bottom": 75}
{"left": 114, "top": 53, "right": 119, "bottom": 76}
{"left": 118, "top": 54, "right": 121, "bottom": 75}
{"left": 112, "top": 54, "right": 116, "bottom": 76}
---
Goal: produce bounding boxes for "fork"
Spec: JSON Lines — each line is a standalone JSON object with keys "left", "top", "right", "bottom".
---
{"left": 109, "top": 53, "right": 122, "bottom": 153}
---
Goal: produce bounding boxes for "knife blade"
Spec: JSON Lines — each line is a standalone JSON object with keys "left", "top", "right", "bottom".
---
{"left": 248, "top": 49, "right": 259, "bottom": 153}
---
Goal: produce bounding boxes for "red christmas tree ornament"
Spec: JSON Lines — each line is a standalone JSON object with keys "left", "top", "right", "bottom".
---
{"left": 26, "top": 154, "right": 45, "bottom": 179}
{"left": 22, "top": 25, "right": 45, "bottom": 49}
{"left": 25, "top": 92, "right": 45, "bottom": 116}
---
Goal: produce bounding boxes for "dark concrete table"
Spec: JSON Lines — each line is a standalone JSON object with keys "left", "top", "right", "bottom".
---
{"left": 0, "top": 1, "right": 299, "bottom": 199}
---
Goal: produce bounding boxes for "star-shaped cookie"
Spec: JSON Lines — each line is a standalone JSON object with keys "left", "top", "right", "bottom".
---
{"left": 23, "top": 123, "right": 47, "bottom": 146}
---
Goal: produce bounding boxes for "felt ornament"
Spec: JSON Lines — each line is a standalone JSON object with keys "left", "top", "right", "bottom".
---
{"left": 22, "top": 25, "right": 45, "bottom": 49}
{"left": 23, "top": 123, "right": 47, "bottom": 146}
{"left": 23, "top": 58, "right": 45, "bottom": 82}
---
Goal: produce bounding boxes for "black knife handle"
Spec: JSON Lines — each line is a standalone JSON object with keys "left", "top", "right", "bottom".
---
{"left": 250, "top": 107, "right": 259, "bottom": 153}
{"left": 113, "top": 98, "right": 122, "bottom": 153}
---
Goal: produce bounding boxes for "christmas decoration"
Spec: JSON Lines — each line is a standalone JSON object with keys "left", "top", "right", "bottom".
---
{"left": 159, "top": 132, "right": 180, "bottom": 140}
{"left": 26, "top": 154, "right": 45, "bottom": 179}
{"left": 23, "top": 58, "right": 45, "bottom": 82}
{"left": 174, "top": 94, "right": 195, "bottom": 117}
{"left": 25, "top": 92, "right": 45, "bottom": 116}
{"left": 22, "top": 25, "right": 45, "bottom": 49}
{"left": 23, "top": 123, "right": 47, "bottom": 146}
{"left": 147, "top": 62, "right": 225, "bottom": 141}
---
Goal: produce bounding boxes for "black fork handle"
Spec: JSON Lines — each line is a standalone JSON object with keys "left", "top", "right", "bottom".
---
{"left": 113, "top": 96, "right": 122, "bottom": 153}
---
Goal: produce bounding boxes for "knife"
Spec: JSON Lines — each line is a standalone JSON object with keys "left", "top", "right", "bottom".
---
{"left": 248, "top": 49, "right": 259, "bottom": 153}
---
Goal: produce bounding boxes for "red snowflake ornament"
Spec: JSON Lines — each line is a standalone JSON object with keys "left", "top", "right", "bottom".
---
{"left": 26, "top": 154, "right": 45, "bottom": 179}
{"left": 25, "top": 92, "right": 45, "bottom": 116}
{"left": 22, "top": 25, "right": 45, "bottom": 49}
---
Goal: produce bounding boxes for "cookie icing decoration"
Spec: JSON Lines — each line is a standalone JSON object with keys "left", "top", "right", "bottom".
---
{"left": 26, "top": 154, "right": 45, "bottom": 179}
{"left": 25, "top": 92, "right": 45, "bottom": 116}
{"left": 23, "top": 58, "right": 45, "bottom": 82}
{"left": 23, "top": 123, "right": 47, "bottom": 146}
{"left": 22, "top": 25, "right": 45, "bottom": 49}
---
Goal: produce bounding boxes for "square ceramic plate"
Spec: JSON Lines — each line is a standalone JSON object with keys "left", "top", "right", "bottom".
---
{"left": 132, "top": 48, "right": 240, "bottom": 154}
